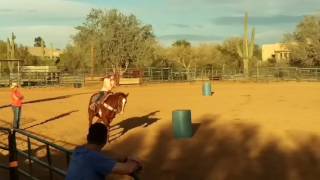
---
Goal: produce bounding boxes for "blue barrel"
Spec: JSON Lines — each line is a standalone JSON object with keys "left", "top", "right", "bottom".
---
{"left": 202, "top": 81, "right": 212, "bottom": 96}
{"left": 172, "top": 110, "right": 193, "bottom": 138}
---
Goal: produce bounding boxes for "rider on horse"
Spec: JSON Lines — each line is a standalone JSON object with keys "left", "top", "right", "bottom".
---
{"left": 90, "top": 74, "right": 116, "bottom": 110}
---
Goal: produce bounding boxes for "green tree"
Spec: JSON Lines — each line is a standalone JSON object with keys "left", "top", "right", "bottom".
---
{"left": 172, "top": 40, "right": 191, "bottom": 47}
{"left": 218, "top": 37, "right": 260, "bottom": 72}
{"left": 167, "top": 40, "right": 194, "bottom": 79}
{"left": 284, "top": 15, "right": 320, "bottom": 67}
{"left": 150, "top": 44, "right": 172, "bottom": 67}
{"left": 194, "top": 44, "right": 223, "bottom": 69}
{"left": 71, "top": 8, "right": 156, "bottom": 74}
{"left": 59, "top": 45, "right": 89, "bottom": 72}
{"left": 34, "top": 36, "right": 46, "bottom": 47}
{"left": 218, "top": 38, "right": 243, "bottom": 70}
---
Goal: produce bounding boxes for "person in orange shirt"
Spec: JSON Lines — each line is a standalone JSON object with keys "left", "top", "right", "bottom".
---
{"left": 11, "top": 83, "right": 24, "bottom": 129}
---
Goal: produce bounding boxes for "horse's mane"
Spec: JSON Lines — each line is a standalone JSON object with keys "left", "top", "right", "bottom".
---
{"left": 113, "top": 92, "right": 127, "bottom": 97}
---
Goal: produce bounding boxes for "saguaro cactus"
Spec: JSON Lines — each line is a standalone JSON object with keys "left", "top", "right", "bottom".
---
{"left": 7, "top": 32, "right": 16, "bottom": 73}
{"left": 90, "top": 42, "right": 96, "bottom": 79}
{"left": 6, "top": 38, "right": 11, "bottom": 59}
{"left": 7, "top": 32, "right": 16, "bottom": 59}
{"left": 50, "top": 43, "right": 54, "bottom": 59}
{"left": 41, "top": 39, "right": 45, "bottom": 58}
{"left": 11, "top": 32, "right": 16, "bottom": 59}
{"left": 237, "top": 12, "right": 255, "bottom": 78}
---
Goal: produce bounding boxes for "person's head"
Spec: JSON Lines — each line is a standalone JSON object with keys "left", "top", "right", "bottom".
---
{"left": 87, "top": 123, "right": 108, "bottom": 148}
{"left": 10, "top": 83, "right": 18, "bottom": 91}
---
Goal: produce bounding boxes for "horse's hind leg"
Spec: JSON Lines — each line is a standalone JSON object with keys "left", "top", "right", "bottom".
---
{"left": 107, "top": 126, "right": 109, "bottom": 143}
{"left": 88, "top": 112, "right": 94, "bottom": 128}
{"left": 101, "top": 117, "right": 111, "bottom": 142}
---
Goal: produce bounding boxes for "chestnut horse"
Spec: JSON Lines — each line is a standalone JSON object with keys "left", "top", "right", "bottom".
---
{"left": 88, "top": 92, "right": 128, "bottom": 127}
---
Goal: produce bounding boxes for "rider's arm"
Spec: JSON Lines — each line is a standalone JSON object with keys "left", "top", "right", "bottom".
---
{"left": 111, "top": 160, "right": 139, "bottom": 174}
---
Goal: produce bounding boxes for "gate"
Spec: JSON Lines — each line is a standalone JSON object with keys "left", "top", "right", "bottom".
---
{"left": 0, "top": 128, "right": 72, "bottom": 180}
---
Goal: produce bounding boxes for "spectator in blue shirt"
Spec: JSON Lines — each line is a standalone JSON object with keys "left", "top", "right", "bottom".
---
{"left": 66, "top": 123, "right": 141, "bottom": 180}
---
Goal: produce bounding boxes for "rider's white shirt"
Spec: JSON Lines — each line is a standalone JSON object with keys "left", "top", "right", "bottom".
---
{"left": 101, "top": 78, "right": 112, "bottom": 91}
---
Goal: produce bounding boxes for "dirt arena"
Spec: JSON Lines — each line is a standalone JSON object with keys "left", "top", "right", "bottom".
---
{"left": 1, "top": 81, "right": 320, "bottom": 180}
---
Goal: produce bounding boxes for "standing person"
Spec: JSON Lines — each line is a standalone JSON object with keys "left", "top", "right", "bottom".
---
{"left": 10, "top": 82, "right": 24, "bottom": 129}
{"left": 66, "top": 123, "right": 142, "bottom": 180}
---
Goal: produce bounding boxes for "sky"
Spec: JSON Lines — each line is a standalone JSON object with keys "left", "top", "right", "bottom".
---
{"left": 0, "top": 0, "right": 319, "bottom": 49}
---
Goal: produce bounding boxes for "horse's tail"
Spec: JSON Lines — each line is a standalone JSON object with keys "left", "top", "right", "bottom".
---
{"left": 88, "top": 93, "right": 98, "bottom": 127}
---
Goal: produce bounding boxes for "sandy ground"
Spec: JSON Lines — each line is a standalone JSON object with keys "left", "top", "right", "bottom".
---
{"left": 1, "top": 81, "right": 320, "bottom": 180}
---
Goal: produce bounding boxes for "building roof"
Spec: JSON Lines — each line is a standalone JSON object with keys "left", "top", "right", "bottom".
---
{"left": 261, "top": 43, "right": 291, "bottom": 61}
{"left": 261, "top": 43, "right": 290, "bottom": 51}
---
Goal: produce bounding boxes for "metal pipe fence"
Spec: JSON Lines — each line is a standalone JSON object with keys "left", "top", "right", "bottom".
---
{"left": 0, "top": 72, "right": 85, "bottom": 88}
{"left": 2, "top": 67, "right": 320, "bottom": 87}
{"left": 102, "top": 67, "right": 320, "bottom": 82}
{"left": 0, "top": 128, "right": 72, "bottom": 180}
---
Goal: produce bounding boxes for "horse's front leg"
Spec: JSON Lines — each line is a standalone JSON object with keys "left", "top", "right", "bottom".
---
{"left": 88, "top": 111, "right": 94, "bottom": 128}
{"left": 100, "top": 116, "right": 111, "bottom": 141}
{"left": 106, "top": 125, "right": 110, "bottom": 143}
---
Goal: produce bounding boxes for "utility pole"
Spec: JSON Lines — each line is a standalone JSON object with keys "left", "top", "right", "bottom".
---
{"left": 91, "top": 42, "right": 96, "bottom": 80}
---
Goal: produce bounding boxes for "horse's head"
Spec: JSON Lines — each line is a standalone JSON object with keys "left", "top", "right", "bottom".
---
{"left": 116, "top": 92, "right": 129, "bottom": 114}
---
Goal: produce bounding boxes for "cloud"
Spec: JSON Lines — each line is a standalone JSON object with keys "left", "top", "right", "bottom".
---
{"left": 0, "top": 25, "right": 77, "bottom": 49}
{"left": 213, "top": 15, "right": 305, "bottom": 26}
{"left": 0, "top": 17, "right": 84, "bottom": 27}
{"left": 196, "top": 25, "right": 204, "bottom": 28}
{"left": 26, "top": 9, "right": 38, "bottom": 13}
{"left": 0, "top": 8, "right": 15, "bottom": 13}
{"left": 158, "top": 34, "right": 223, "bottom": 41}
{"left": 169, "top": 24, "right": 205, "bottom": 29}
{"left": 170, "top": 24, "right": 190, "bottom": 28}
{"left": 0, "top": 0, "right": 93, "bottom": 26}
{"left": 256, "top": 30, "right": 287, "bottom": 44}
{"left": 168, "top": 0, "right": 235, "bottom": 6}
{"left": 0, "top": 8, "right": 37, "bottom": 14}
{"left": 157, "top": 34, "right": 223, "bottom": 47}
{"left": 0, "top": 0, "right": 94, "bottom": 49}
{"left": 0, "top": 0, "right": 319, "bottom": 49}
{"left": 169, "top": 0, "right": 320, "bottom": 18}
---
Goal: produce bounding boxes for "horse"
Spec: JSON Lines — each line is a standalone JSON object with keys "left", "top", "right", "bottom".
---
{"left": 88, "top": 92, "right": 128, "bottom": 128}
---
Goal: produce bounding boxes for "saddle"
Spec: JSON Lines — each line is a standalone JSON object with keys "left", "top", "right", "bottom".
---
{"left": 90, "top": 92, "right": 113, "bottom": 111}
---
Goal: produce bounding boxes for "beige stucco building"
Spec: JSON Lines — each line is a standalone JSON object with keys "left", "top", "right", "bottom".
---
{"left": 28, "top": 47, "right": 62, "bottom": 59}
{"left": 261, "top": 43, "right": 291, "bottom": 62}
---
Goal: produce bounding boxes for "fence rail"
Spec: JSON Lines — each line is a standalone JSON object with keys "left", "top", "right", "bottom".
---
{"left": 0, "top": 73, "right": 85, "bottom": 88}
{"left": 2, "top": 67, "right": 320, "bottom": 88}
{"left": 103, "top": 67, "right": 320, "bottom": 82}
{"left": 0, "top": 128, "right": 72, "bottom": 180}
{"left": 0, "top": 127, "right": 11, "bottom": 172}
